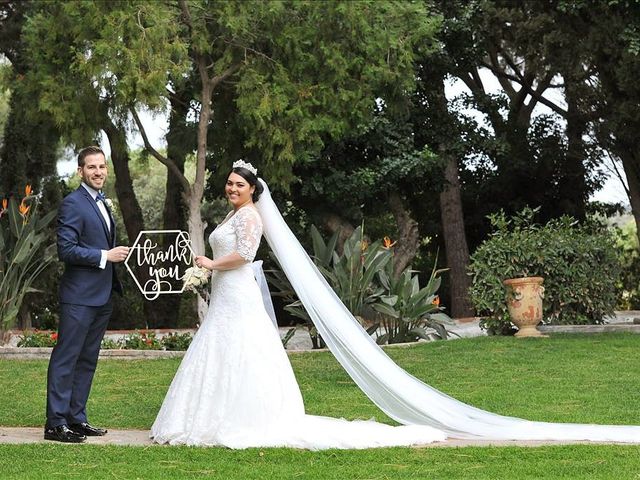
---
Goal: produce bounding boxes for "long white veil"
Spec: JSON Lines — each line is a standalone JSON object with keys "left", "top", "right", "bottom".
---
{"left": 256, "top": 179, "right": 640, "bottom": 442}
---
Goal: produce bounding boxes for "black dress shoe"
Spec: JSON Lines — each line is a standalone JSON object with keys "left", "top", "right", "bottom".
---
{"left": 69, "top": 422, "right": 108, "bottom": 436}
{"left": 44, "top": 425, "right": 86, "bottom": 443}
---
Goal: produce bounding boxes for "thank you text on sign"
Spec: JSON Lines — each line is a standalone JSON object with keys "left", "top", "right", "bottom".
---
{"left": 125, "top": 230, "right": 195, "bottom": 300}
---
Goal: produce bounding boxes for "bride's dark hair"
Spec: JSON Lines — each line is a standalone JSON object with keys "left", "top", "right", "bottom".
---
{"left": 230, "top": 167, "right": 264, "bottom": 202}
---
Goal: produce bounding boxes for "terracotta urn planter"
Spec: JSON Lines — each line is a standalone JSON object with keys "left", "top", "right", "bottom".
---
{"left": 503, "top": 276, "right": 546, "bottom": 338}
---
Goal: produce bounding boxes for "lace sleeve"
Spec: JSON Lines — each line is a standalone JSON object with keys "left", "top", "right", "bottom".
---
{"left": 233, "top": 207, "right": 263, "bottom": 262}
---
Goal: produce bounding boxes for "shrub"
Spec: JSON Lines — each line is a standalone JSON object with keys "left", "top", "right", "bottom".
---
{"left": 120, "top": 331, "right": 162, "bottom": 350}
{"left": 15, "top": 330, "right": 196, "bottom": 351}
{"left": 100, "top": 338, "right": 121, "bottom": 349}
{"left": 372, "top": 257, "right": 454, "bottom": 344}
{"left": 268, "top": 225, "right": 391, "bottom": 349}
{"left": 268, "top": 225, "right": 450, "bottom": 346}
{"left": 310, "top": 225, "right": 391, "bottom": 317}
{"left": 0, "top": 185, "right": 56, "bottom": 331}
{"left": 17, "top": 330, "right": 57, "bottom": 347}
{"left": 469, "top": 208, "right": 621, "bottom": 334}
{"left": 31, "top": 306, "right": 59, "bottom": 331}
{"left": 612, "top": 218, "right": 640, "bottom": 309}
{"left": 160, "top": 332, "right": 193, "bottom": 351}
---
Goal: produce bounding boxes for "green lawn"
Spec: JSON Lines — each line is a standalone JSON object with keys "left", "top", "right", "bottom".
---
{"left": 1, "top": 333, "right": 639, "bottom": 479}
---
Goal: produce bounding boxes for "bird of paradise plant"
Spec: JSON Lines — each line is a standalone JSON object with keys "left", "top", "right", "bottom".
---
{"left": 382, "top": 236, "right": 397, "bottom": 250}
{"left": 0, "top": 185, "right": 56, "bottom": 338}
{"left": 267, "top": 225, "right": 391, "bottom": 348}
{"left": 372, "top": 256, "right": 455, "bottom": 344}
{"left": 267, "top": 225, "right": 454, "bottom": 347}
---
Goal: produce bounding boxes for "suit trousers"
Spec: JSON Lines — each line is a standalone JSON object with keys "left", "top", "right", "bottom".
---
{"left": 46, "top": 299, "right": 112, "bottom": 428}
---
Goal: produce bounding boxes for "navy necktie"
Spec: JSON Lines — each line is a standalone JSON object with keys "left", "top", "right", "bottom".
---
{"left": 96, "top": 191, "right": 107, "bottom": 203}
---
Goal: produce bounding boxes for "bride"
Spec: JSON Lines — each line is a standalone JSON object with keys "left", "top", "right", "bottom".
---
{"left": 151, "top": 161, "right": 640, "bottom": 449}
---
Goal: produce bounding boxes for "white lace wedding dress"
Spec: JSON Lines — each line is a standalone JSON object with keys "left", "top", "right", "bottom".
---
{"left": 152, "top": 182, "right": 640, "bottom": 447}
{"left": 150, "top": 206, "right": 446, "bottom": 449}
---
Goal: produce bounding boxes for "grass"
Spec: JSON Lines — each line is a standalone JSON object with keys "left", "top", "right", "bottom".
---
{"left": 1, "top": 333, "right": 639, "bottom": 479}
{"left": 1, "top": 444, "right": 639, "bottom": 479}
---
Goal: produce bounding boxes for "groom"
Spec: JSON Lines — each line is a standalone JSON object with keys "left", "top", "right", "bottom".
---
{"left": 45, "top": 146, "right": 130, "bottom": 443}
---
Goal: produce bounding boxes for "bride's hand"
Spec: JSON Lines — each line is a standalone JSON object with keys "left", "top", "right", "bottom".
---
{"left": 195, "top": 255, "right": 214, "bottom": 271}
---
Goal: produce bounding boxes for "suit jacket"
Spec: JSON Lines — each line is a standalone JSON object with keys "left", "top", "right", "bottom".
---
{"left": 57, "top": 186, "right": 122, "bottom": 306}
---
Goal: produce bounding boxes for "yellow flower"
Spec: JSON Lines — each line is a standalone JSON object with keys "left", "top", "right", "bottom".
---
{"left": 432, "top": 296, "right": 440, "bottom": 307}
{"left": 1, "top": 198, "right": 6, "bottom": 210}
{"left": 25, "top": 184, "right": 32, "bottom": 197}
{"left": 360, "top": 240, "right": 369, "bottom": 252}
{"left": 382, "top": 236, "right": 397, "bottom": 249}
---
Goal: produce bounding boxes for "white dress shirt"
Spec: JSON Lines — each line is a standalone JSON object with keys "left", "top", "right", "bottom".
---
{"left": 81, "top": 183, "right": 110, "bottom": 269}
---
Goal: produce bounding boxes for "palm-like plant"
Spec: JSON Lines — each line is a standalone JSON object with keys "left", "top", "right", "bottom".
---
{"left": 267, "top": 225, "right": 391, "bottom": 348}
{"left": 267, "top": 225, "right": 453, "bottom": 348}
{"left": 371, "top": 258, "right": 455, "bottom": 344}
{"left": 0, "top": 186, "right": 56, "bottom": 337}
{"left": 311, "top": 225, "right": 391, "bottom": 317}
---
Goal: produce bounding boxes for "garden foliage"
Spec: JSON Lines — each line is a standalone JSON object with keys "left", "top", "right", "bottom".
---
{"left": 16, "top": 329, "right": 195, "bottom": 351}
{"left": 469, "top": 208, "right": 621, "bottom": 334}
{"left": 269, "top": 225, "right": 451, "bottom": 347}
{"left": 612, "top": 218, "right": 640, "bottom": 309}
{"left": 0, "top": 186, "right": 56, "bottom": 332}
{"left": 373, "top": 258, "right": 454, "bottom": 344}
{"left": 16, "top": 329, "right": 57, "bottom": 347}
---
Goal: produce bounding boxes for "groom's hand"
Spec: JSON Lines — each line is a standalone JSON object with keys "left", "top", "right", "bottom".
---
{"left": 107, "top": 246, "right": 130, "bottom": 263}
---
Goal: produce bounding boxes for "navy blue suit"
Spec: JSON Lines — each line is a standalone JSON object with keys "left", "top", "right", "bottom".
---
{"left": 46, "top": 185, "right": 122, "bottom": 428}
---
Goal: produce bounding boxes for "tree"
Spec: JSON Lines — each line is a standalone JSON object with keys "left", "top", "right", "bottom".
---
{"left": 290, "top": 112, "right": 441, "bottom": 277}
{"left": 468, "top": 0, "right": 640, "bottom": 245}
{"left": 21, "top": 0, "right": 190, "bottom": 327}
{"left": 408, "top": 1, "right": 485, "bottom": 319}
{"left": 25, "top": 0, "right": 438, "bottom": 253}
{"left": 285, "top": 2, "right": 481, "bottom": 318}
{"left": 434, "top": 0, "right": 603, "bottom": 239}
{"left": 24, "top": 0, "right": 437, "bottom": 323}
{"left": 0, "top": 0, "right": 60, "bottom": 201}
{"left": 132, "top": 0, "right": 439, "bottom": 259}
{"left": 578, "top": 0, "right": 640, "bottom": 245}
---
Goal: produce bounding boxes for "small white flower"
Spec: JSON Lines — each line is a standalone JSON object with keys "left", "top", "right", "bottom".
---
{"left": 182, "top": 266, "right": 211, "bottom": 294}
{"left": 193, "top": 269, "right": 204, "bottom": 279}
{"left": 103, "top": 198, "right": 116, "bottom": 214}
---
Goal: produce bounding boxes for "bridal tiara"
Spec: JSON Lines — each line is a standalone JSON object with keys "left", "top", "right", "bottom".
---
{"left": 232, "top": 160, "right": 257, "bottom": 176}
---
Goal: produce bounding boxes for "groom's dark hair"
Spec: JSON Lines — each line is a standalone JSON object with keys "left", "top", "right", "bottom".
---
{"left": 231, "top": 167, "right": 264, "bottom": 202}
{"left": 78, "top": 146, "right": 105, "bottom": 167}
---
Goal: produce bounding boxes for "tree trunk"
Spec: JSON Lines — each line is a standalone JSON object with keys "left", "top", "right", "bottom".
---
{"left": 142, "top": 93, "right": 193, "bottom": 328}
{"left": 618, "top": 150, "right": 640, "bottom": 246}
{"left": 439, "top": 153, "right": 474, "bottom": 319}
{"left": 103, "top": 120, "right": 145, "bottom": 242}
{"left": 103, "top": 118, "right": 175, "bottom": 328}
{"left": 557, "top": 70, "right": 588, "bottom": 220}
{"left": 322, "top": 213, "right": 355, "bottom": 254}
{"left": 186, "top": 59, "right": 215, "bottom": 321}
{"left": 186, "top": 187, "right": 208, "bottom": 322}
{"left": 188, "top": 56, "right": 213, "bottom": 257}
{"left": 427, "top": 77, "right": 474, "bottom": 319}
{"left": 164, "top": 93, "right": 190, "bottom": 233}
{"left": 387, "top": 192, "right": 420, "bottom": 278}
{"left": 18, "top": 309, "right": 31, "bottom": 330}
